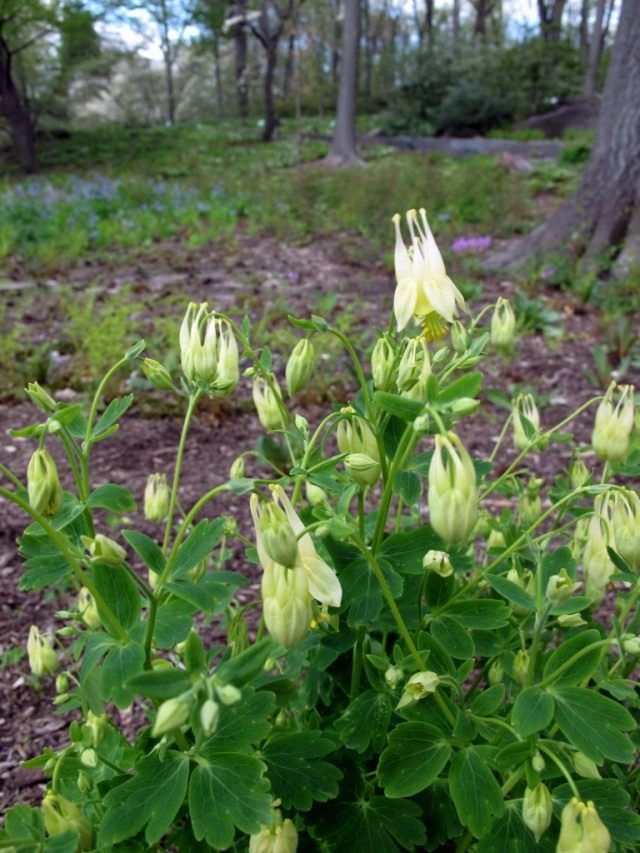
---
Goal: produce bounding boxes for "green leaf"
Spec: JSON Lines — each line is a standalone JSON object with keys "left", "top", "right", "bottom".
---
{"left": 125, "top": 339, "right": 146, "bottom": 359}
{"left": 378, "top": 722, "right": 451, "bottom": 798}
{"left": 166, "top": 571, "right": 245, "bottom": 614}
{"left": 471, "top": 684, "right": 505, "bottom": 716}
{"left": 379, "top": 527, "right": 440, "bottom": 575}
{"left": 539, "top": 547, "right": 576, "bottom": 592}
{"left": 126, "top": 667, "right": 193, "bottom": 700}
{"left": 449, "top": 747, "right": 504, "bottom": 838}
{"left": 340, "top": 555, "right": 402, "bottom": 627}
{"left": 101, "top": 641, "right": 145, "bottom": 708}
{"left": 215, "top": 639, "right": 275, "bottom": 687}
{"left": 189, "top": 754, "right": 272, "bottom": 850}
{"left": 24, "top": 492, "right": 86, "bottom": 535}
{"left": 476, "top": 803, "right": 543, "bottom": 853}
{"left": 154, "top": 598, "right": 195, "bottom": 648}
{"left": 334, "top": 690, "right": 393, "bottom": 753}
{"left": 202, "top": 689, "right": 275, "bottom": 754}
{"left": 99, "top": 751, "right": 189, "bottom": 846}
{"left": 374, "top": 391, "right": 423, "bottom": 421}
{"left": 486, "top": 575, "right": 535, "bottom": 611}
{"left": 446, "top": 599, "right": 511, "bottom": 629}
{"left": 92, "top": 394, "right": 134, "bottom": 440}
{"left": 93, "top": 563, "right": 141, "bottom": 633}
{"left": 542, "top": 629, "right": 603, "bottom": 687}
{"left": 88, "top": 484, "right": 136, "bottom": 512}
{"left": 392, "top": 470, "right": 422, "bottom": 505}
{"left": 431, "top": 616, "right": 475, "bottom": 660}
{"left": 19, "top": 534, "right": 71, "bottom": 590}
{"left": 438, "top": 372, "right": 482, "bottom": 404}
{"left": 123, "top": 529, "right": 165, "bottom": 573}
{"left": 0, "top": 804, "right": 45, "bottom": 849}
{"left": 511, "top": 687, "right": 554, "bottom": 737}
{"left": 171, "top": 518, "right": 226, "bottom": 580}
{"left": 493, "top": 741, "right": 533, "bottom": 771}
{"left": 262, "top": 732, "right": 341, "bottom": 810}
{"left": 551, "top": 686, "right": 635, "bottom": 763}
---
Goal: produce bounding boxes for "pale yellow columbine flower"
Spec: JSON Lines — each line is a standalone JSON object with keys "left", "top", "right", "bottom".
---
{"left": 392, "top": 208, "right": 465, "bottom": 332}
{"left": 557, "top": 799, "right": 610, "bottom": 853}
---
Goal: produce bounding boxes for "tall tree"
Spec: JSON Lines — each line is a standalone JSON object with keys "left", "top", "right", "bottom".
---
{"left": 0, "top": 0, "right": 55, "bottom": 173}
{"left": 491, "top": 0, "right": 640, "bottom": 274}
{"left": 582, "top": 0, "right": 615, "bottom": 99}
{"left": 193, "top": 0, "right": 229, "bottom": 116}
{"left": 536, "top": 0, "right": 567, "bottom": 42}
{"left": 325, "top": 0, "right": 361, "bottom": 165}
{"left": 225, "top": 0, "right": 249, "bottom": 116}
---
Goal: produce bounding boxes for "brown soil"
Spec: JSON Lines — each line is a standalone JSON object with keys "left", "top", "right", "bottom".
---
{"left": 0, "top": 234, "right": 637, "bottom": 817}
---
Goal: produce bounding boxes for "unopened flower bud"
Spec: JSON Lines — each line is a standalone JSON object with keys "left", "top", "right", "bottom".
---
{"left": 286, "top": 339, "right": 315, "bottom": 397}
{"left": 569, "top": 456, "right": 590, "bottom": 490}
{"left": 85, "top": 711, "right": 107, "bottom": 746}
{"left": 336, "top": 409, "right": 379, "bottom": 460}
{"left": 522, "top": 783, "right": 552, "bottom": 842}
{"left": 42, "top": 792, "right": 93, "bottom": 850}
{"left": 27, "top": 449, "right": 63, "bottom": 517}
{"left": 144, "top": 473, "right": 170, "bottom": 523}
{"left": 592, "top": 382, "right": 634, "bottom": 463}
{"left": 557, "top": 799, "right": 610, "bottom": 853}
{"left": 25, "top": 381, "right": 56, "bottom": 413}
{"left": 344, "top": 452, "right": 381, "bottom": 487}
{"left": 428, "top": 432, "right": 478, "bottom": 546}
{"left": 294, "top": 414, "right": 309, "bottom": 438}
{"left": 81, "top": 534, "right": 126, "bottom": 566}
{"left": 249, "top": 814, "right": 298, "bottom": 853}
{"left": 152, "top": 696, "right": 191, "bottom": 738}
{"left": 412, "top": 413, "right": 431, "bottom": 434}
{"left": 253, "top": 376, "right": 286, "bottom": 430}
{"left": 449, "top": 397, "right": 480, "bottom": 416}
{"left": 77, "top": 587, "right": 101, "bottom": 630}
{"left": 305, "top": 481, "right": 327, "bottom": 507}
{"left": 396, "top": 671, "right": 440, "bottom": 709}
{"left": 610, "top": 488, "right": 640, "bottom": 570}
{"left": 532, "top": 751, "right": 545, "bottom": 772}
{"left": 397, "top": 337, "right": 431, "bottom": 402}
{"left": 142, "top": 358, "right": 175, "bottom": 391}
{"left": 546, "top": 570, "right": 578, "bottom": 604}
{"left": 558, "top": 613, "right": 586, "bottom": 628}
{"left": 179, "top": 302, "right": 239, "bottom": 395}
{"left": 77, "top": 771, "right": 92, "bottom": 793}
{"left": 384, "top": 665, "right": 404, "bottom": 689}
{"left": 229, "top": 455, "right": 245, "bottom": 480}
{"left": 450, "top": 320, "right": 468, "bottom": 353}
{"left": 27, "top": 626, "right": 59, "bottom": 676}
{"left": 513, "top": 649, "right": 529, "bottom": 686}
{"left": 572, "top": 752, "right": 601, "bottom": 780}
{"left": 56, "top": 674, "right": 69, "bottom": 694}
{"left": 513, "top": 393, "right": 540, "bottom": 451}
{"left": 259, "top": 503, "right": 299, "bottom": 569}
{"left": 80, "top": 748, "right": 98, "bottom": 769}
{"left": 371, "top": 336, "right": 395, "bottom": 390}
{"left": 422, "top": 550, "right": 453, "bottom": 577}
{"left": 200, "top": 699, "right": 220, "bottom": 736}
{"left": 488, "top": 660, "right": 503, "bottom": 685}
{"left": 491, "top": 297, "right": 516, "bottom": 354}
{"left": 487, "top": 528, "right": 505, "bottom": 549}
{"left": 215, "top": 683, "right": 242, "bottom": 705}
{"left": 518, "top": 492, "right": 541, "bottom": 527}
{"left": 622, "top": 634, "right": 640, "bottom": 654}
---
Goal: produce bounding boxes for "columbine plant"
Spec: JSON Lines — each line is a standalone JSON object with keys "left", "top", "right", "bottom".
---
{"left": 1, "top": 209, "right": 639, "bottom": 853}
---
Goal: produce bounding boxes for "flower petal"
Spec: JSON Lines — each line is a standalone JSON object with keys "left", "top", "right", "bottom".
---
{"left": 394, "top": 277, "right": 417, "bottom": 330}
{"left": 302, "top": 552, "right": 342, "bottom": 607}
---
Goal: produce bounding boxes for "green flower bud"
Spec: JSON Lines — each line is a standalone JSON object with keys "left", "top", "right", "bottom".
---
{"left": 81, "top": 534, "right": 126, "bottom": 566}
{"left": 422, "top": 549, "right": 453, "bottom": 577}
{"left": 371, "top": 336, "right": 395, "bottom": 390}
{"left": 305, "top": 481, "right": 327, "bottom": 507}
{"left": 42, "top": 792, "right": 93, "bottom": 850}
{"left": 522, "top": 783, "right": 552, "bottom": 842}
{"left": 85, "top": 711, "right": 107, "bottom": 747}
{"left": 215, "top": 683, "right": 242, "bottom": 705}
{"left": 229, "top": 455, "right": 245, "bottom": 480}
{"left": 572, "top": 751, "right": 601, "bottom": 780}
{"left": 512, "top": 393, "right": 541, "bottom": 451}
{"left": 558, "top": 613, "right": 586, "bottom": 628}
{"left": 546, "top": 569, "right": 578, "bottom": 604}
{"left": 518, "top": 492, "right": 541, "bottom": 527}
{"left": 622, "top": 634, "right": 640, "bottom": 654}
{"left": 611, "top": 488, "right": 640, "bottom": 570}
{"left": 25, "top": 381, "right": 56, "bottom": 413}
{"left": 428, "top": 432, "right": 478, "bottom": 546}
{"left": 152, "top": 696, "right": 191, "bottom": 738}
{"left": 450, "top": 320, "right": 468, "bottom": 354}
{"left": 397, "top": 337, "right": 431, "bottom": 402}
{"left": 27, "top": 449, "right": 63, "bottom": 517}
{"left": 513, "top": 649, "right": 529, "bottom": 686}
{"left": 80, "top": 748, "right": 98, "bottom": 769}
{"left": 384, "top": 665, "right": 404, "bottom": 689}
{"left": 285, "top": 338, "right": 315, "bottom": 397}
{"left": 344, "top": 452, "right": 381, "bottom": 487}
{"left": 27, "top": 626, "right": 58, "bottom": 676}
{"left": 77, "top": 771, "right": 92, "bottom": 793}
{"left": 531, "top": 751, "right": 545, "bottom": 772}
{"left": 557, "top": 799, "right": 610, "bottom": 853}
{"left": 253, "top": 376, "right": 286, "bottom": 430}
{"left": 144, "top": 473, "right": 170, "bottom": 523}
{"left": 249, "top": 815, "right": 298, "bottom": 853}
{"left": 449, "top": 397, "right": 480, "bottom": 416}
{"left": 396, "top": 671, "right": 440, "bottom": 709}
{"left": 179, "top": 302, "right": 239, "bottom": 395}
{"left": 294, "top": 413, "right": 309, "bottom": 438}
{"left": 490, "top": 297, "right": 516, "bottom": 354}
{"left": 336, "top": 408, "right": 379, "bottom": 461}
{"left": 487, "top": 528, "right": 505, "bottom": 549}
{"left": 569, "top": 456, "right": 591, "bottom": 489}
{"left": 259, "top": 503, "right": 299, "bottom": 569}
{"left": 592, "top": 382, "right": 634, "bottom": 462}
{"left": 412, "top": 413, "right": 431, "bottom": 434}
{"left": 488, "top": 660, "right": 503, "bottom": 685}
{"left": 200, "top": 699, "right": 220, "bottom": 736}
{"left": 141, "top": 358, "right": 175, "bottom": 391}
{"left": 55, "top": 673, "right": 69, "bottom": 694}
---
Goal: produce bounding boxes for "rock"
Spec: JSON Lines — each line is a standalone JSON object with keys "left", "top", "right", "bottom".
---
{"left": 497, "top": 152, "right": 534, "bottom": 173}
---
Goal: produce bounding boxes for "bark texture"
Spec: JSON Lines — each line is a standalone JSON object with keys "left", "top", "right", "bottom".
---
{"left": 325, "top": 0, "right": 362, "bottom": 165}
{"left": 0, "top": 34, "right": 36, "bottom": 173}
{"left": 490, "top": 0, "right": 640, "bottom": 274}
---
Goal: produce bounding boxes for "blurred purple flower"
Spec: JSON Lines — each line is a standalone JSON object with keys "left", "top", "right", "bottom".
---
{"left": 451, "top": 235, "right": 493, "bottom": 254}
{"left": 540, "top": 265, "right": 556, "bottom": 281}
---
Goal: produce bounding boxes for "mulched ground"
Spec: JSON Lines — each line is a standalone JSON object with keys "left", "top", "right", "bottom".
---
{"left": 0, "top": 233, "right": 637, "bottom": 817}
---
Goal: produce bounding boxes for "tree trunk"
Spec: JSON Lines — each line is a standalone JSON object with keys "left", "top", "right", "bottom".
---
{"left": 282, "top": 31, "right": 295, "bottom": 100}
{"left": 0, "top": 36, "right": 37, "bottom": 173}
{"left": 262, "top": 40, "right": 278, "bottom": 142}
{"left": 325, "top": 0, "right": 362, "bottom": 165}
{"left": 583, "top": 0, "right": 607, "bottom": 99}
{"left": 163, "top": 52, "right": 176, "bottom": 124}
{"left": 213, "top": 33, "right": 224, "bottom": 118}
{"left": 489, "top": 0, "right": 640, "bottom": 274}
{"left": 362, "top": 0, "right": 372, "bottom": 106}
{"left": 425, "top": 0, "right": 434, "bottom": 49}
{"left": 537, "top": 0, "right": 567, "bottom": 42}
{"left": 234, "top": 0, "right": 249, "bottom": 118}
{"left": 332, "top": 0, "right": 341, "bottom": 88}
{"left": 579, "top": 0, "right": 590, "bottom": 61}
{"left": 452, "top": 0, "right": 460, "bottom": 55}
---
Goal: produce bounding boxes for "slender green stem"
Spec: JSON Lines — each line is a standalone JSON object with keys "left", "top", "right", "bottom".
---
{"left": 489, "top": 412, "right": 513, "bottom": 463}
{"left": 0, "top": 486, "right": 128, "bottom": 643}
{"left": 350, "top": 626, "right": 366, "bottom": 701}
{"left": 0, "top": 462, "right": 24, "bottom": 491}
{"left": 526, "top": 604, "right": 552, "bottom": 687}
{"left": 291, "top": 411, "right": 343, "bottom": 505}
{"left": 357, "top": 489, "right": 366, "bottom": 539}
{"left": 162, "top": 391, "right": 201, "bottom": 554}
{"left": 539, "top": 639, "right": 612, "bottom": 689}
{"left": 372, "top": 424, "right": 416, "bottom": 552}
{"left": 328, "top": 327, "right": 372, "bottom": 417}
{"left": 538, "top": 743, "right": 581, "bottom": 798}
